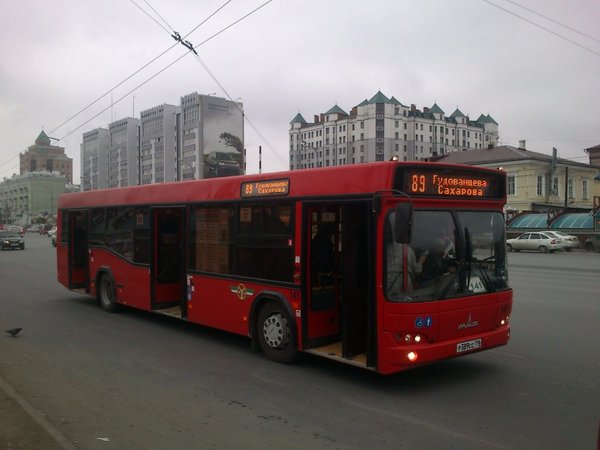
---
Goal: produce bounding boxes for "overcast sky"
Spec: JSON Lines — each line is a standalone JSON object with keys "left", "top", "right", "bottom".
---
{"left": 1, "top": 0, "right": 599, "bottom": 182}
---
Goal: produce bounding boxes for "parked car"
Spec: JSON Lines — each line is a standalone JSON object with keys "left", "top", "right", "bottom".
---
{"left": 584, "top": 235, "right": 600, "bottom": 252}
{"left": 0, "top": 230, "right": 25, "bottom": 250}
{"left": 506, "top": 232, "right": 562, "bottom": 253}
{"left": 6, "top": 225, "right": 24, "bottom": 235}
{"left": 47, "top": 226, "right": 57, "bottom": 239}
{"left": 544, "top": 231, "right": 579, "bottom": 251}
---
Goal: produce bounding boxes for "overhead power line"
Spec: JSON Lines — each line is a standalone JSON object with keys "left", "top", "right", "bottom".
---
{"left": 501, "top": 0, "right": 600, "bottom": 44}
{"left": 49, "top": 0, "right": 232, "bottom": 137}
{"left": 141, "top": 0, "right": 175, "bottom": 33}
{"left": 482, "top": 0, "right": 600, "bottom": 57}
{"left": 133, "top": 0, "right": 286, "bottom": 168}
{"left": 59, "top": 50, "right": 190, "bottom": 141}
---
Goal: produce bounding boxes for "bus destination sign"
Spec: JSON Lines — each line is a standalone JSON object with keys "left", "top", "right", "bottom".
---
{"left": 241, "top": 178, "right": 290, "bottom": 198}
{"left": 398, "top": 167, "right": 504, "bottom": 199}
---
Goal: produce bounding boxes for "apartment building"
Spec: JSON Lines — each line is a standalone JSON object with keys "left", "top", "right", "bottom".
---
{"left": 81, "top": 93, "right": 245, "bottom": 188}
{"left": 81, "top": 128, "right": 109, "bottom": 191}
{"left": 139, "top": 104, "right": 177, "bottom": 185}
{"left": 108, "top": 117, "right": 140, "bottom": 188}
{"left": 289, "top": 91, "right": 499, "bottom": 170}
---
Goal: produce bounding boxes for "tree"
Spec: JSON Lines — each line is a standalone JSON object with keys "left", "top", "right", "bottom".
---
{"left": 219, "top": 132, "right": 243, "bottom": 153}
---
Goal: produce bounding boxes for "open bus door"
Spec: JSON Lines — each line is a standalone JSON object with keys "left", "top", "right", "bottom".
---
{"left": 68, "top": 210, "right": 89, "bottom": 291}
{"left": 150, "top": 206, "right": 187, "bottom": 318}
{"left": 305, "top": 203, "right": 374, "bottom": 367}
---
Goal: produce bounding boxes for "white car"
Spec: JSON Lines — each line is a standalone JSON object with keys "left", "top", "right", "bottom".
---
{"left": 506, "top": 232, "right": 562, "bottom": 253}
{"left": 544, "top": 231, "right": 579, "bottom": 251}
{"left": 47, "top": 226, "right": 57, "bottom": 238}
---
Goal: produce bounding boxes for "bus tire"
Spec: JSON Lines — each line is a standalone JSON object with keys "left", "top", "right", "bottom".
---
{"left": 98, "top": 273, "right": 120, "bottom": 313}
{"left": 257, "top": 302, "right": 297, "bottom": 364}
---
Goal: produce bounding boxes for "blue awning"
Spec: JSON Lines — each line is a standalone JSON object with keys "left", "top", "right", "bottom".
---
{"left": 507, "top": 214, "right": 547, "bottom": 229}
{"left": 550, "top": 213, "right": 594, "bottom": 229}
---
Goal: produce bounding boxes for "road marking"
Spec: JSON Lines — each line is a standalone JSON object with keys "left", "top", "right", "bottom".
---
{"left": 344, "top": 398, "right": 509, "bottom": 449}
{"left": 0, "top": 374, "right": 77, "bottom": 450}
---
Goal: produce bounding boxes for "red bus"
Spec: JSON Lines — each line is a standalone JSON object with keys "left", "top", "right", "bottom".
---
{"left": 56, "top": 161, "right": 511, "bottom": 375}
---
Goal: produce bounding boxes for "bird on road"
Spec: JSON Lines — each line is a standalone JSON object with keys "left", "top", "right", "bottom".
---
{"left": 5, "top": 327, "right": 22, "bottom": 337}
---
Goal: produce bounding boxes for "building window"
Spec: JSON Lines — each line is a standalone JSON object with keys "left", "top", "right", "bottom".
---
{"left": 568, "top": 178, "right": 574, "bottom": 198}
{"left": 507, "top": 174, "right": 516, "bottom": 196}
{"left": 552, "top": 176, "right": 559, "bottom": 195}
{"left": 582, "top": 179, "right": 589, "bottom": 199}
{"left": 537, "top": 175, "right": 544, "bottom": 196}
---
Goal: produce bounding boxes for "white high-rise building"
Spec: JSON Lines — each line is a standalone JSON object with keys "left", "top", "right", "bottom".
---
{"left": 80, "top": 93, "right": 245, "bottom": 189}
{"left": 108, "top": 117, "right": 140, "bottom": 188}
{"left": 289, "top": 91, "right": 499, "bottom": 170}
{"left": 139, "top": 104, "right": 177, "bottom": 185}
{"left": 81, "top": 128, "right": 109, "bottom": 191}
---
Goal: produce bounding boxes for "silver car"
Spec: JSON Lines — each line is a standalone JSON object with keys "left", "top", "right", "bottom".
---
{"left": 544, "top": 231, "right": 579, "bottom": 251}
{"left": 506, "top": 232, "right": 562, "bottom": 253}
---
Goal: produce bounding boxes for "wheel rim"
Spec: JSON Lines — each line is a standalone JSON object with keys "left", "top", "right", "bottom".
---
{"left": 539, "top": 246, "right": 548, "bottom": 253}
{"left": 100, "top": 277, "right": 114, "bottom": 306}
{"left": 262, "top": 313, "right": 288, "bottom": 349}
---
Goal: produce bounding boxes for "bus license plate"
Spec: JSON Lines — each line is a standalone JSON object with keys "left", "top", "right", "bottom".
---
{"left": 456, "top": 338, "right": 482, "bottom": 353}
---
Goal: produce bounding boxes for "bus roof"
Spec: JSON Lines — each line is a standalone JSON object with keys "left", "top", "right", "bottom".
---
{"left": 58, "top": 161, "right": 504, "bottom": 209}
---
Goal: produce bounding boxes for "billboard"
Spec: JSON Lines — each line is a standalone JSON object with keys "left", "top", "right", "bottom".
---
{"left": 201, "top": 98, "right": 244, "bottom": 179}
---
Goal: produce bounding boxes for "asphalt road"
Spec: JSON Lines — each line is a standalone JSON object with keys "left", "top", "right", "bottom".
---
{"left": 1, "top": 234, "right": 598, "bottom": 449}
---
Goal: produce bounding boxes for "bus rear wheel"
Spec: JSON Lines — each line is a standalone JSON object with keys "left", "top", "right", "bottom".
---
{"left": 99, "top": 273, "right": 120, "bottom": 312}
{"left": 257, "top": 302, "right": 297, "bottom": 364}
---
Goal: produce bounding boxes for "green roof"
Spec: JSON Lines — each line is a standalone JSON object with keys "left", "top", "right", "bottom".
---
{"left": 290, "top": 113, "right": 307, "bottom": 124}
{"left": 356, "top": 99, "right": 369, "bottom": 107}
{"left": 35, "top": 130, "right": 51, "bottom": 146}
{"left": 450, "top": 108, "right": 465, "bottom": 118}
{"left": 368, "top": 91, "right": 390, "bottom": 104}
{"left": 325, "top": 105, "right": 347, "bottom": 115}
{"left": 390, "top": 96, "right": 404, "bottom": 106}
{"left": 429, "top": 103, "right": 444, "bottom": 115}
{"left": 486, "top": 114, "right": 498, "bottom": 125}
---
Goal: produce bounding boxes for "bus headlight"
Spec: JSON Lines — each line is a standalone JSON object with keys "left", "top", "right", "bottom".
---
{"left": 407, "top": 351, "right": 418, "bottom": 362}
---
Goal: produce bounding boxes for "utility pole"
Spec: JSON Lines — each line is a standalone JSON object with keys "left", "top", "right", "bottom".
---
{"left": 564, "top": 166, "right": 569, "bottom": 212}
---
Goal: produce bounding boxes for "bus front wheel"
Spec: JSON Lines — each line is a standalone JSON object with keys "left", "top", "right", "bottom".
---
{"left": 99, "top": 273, "right": 120, "bottom": 313}
{"left": 257, "top": 302, "right": 297, "bottom": 364}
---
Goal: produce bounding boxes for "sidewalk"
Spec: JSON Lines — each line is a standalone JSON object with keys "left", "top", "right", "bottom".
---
{"left": 0, "top": 377, "right": 73, "bottom": 450}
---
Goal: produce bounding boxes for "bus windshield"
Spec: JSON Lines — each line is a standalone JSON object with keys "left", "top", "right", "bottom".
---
{"left": 385, "top": 209, "right": 508, "bottom": 302}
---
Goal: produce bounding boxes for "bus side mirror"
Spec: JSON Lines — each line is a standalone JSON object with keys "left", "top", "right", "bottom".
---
{"left": 394, "top": 203, "right": 412, "bottom": 243}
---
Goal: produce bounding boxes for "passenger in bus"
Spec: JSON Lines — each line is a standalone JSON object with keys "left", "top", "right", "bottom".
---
{"left": 311, "top": 223, "right": 336, "bottom": 286}
{"left": 387, "top": 242, "right": 426, "bottom": 293}
{"left": 419, "top": 237, "right": 456, "bottom": 285}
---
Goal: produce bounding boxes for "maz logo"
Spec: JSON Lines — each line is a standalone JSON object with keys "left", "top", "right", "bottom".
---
{"left": 458, "top": 313, "right": 479, "bottom": 330}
